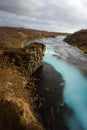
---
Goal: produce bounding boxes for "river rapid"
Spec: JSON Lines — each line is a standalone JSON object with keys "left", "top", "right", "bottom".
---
{"left": 25, "top": 36, "right": 87, "bottom": 130}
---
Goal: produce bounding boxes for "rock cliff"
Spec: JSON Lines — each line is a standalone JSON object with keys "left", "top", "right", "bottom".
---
{"left": 0, "top": 42, "right": 45, "bottom": 130}
{"left": 64, "top": 29, "right": 87, "bottom": 53}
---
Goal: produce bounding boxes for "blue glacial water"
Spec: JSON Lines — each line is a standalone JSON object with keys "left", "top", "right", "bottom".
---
{"left": 43, "top": 37, "right": 87, "bottom": 130}
{"left": 44, "top": 49, "right": 87, "bottom": 130}
{"left": 25, "top": 36, "right": 87, "bottom": 130}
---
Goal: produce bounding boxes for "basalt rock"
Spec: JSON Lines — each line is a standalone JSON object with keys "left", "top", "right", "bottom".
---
{"left": 0, "top": 42, "right": 45, "bottom": 130}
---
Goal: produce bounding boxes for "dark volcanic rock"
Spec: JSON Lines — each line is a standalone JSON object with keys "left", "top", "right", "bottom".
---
{"left": 33, "top": 63, "right": 68, "bottom": 130}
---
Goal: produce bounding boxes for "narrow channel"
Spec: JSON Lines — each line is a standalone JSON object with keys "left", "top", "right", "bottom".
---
{"left": 25, "top": 36, "right": 87, "bottom": 130}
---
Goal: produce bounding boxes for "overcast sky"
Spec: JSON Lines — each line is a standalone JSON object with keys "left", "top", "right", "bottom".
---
{"left": 0, "top": 0, "right": 87, "bottom": 33}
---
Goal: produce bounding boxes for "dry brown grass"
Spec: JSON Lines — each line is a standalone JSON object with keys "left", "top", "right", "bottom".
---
{"left": 64, "top": 29, "right": 87, "bottom": 53}
{"left": 0, "top": 67, "right": 44, "bottom": 130}
{"left": 0, "top": 26, "right": 66, "bottom": 130}
{"left": 0, "top": 26, "right": 67, "bottom": 49}
{"left": 0, "top": 40, "right": 46, "bottom": 130}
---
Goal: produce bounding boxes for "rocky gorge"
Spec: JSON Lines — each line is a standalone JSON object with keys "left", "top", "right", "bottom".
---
{"left": 0, "top": 27, "right": 67, "bottom": 130}
{"left": 25, "top": 35, "right": 87, "bottom": 130}
{"left": 1, "top": 27, "right": 87, "bottom": 130}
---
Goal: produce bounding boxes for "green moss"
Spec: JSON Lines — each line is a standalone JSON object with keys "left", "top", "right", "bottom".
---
{"left": 25, "top": 50, "right": 35, "bottom": 54}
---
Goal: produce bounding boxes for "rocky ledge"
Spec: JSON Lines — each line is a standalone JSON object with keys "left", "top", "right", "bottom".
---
{"left": 64, "top": 29, "right": 87, "bottom": 53}
{"left": 0, "top": 42, "right": 45, "bottom": 130}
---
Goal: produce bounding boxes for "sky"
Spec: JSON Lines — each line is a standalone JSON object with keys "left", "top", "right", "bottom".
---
{"left": 0, "top": 0, "right": 87, "bottom": 33}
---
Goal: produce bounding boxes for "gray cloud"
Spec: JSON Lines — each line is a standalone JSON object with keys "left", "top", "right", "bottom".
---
{"left": 0, "top": 0, "right": 87, "bottom": 32}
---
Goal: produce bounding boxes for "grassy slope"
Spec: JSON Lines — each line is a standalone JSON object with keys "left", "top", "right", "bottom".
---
{"left": 0, "top": 27, "right": 47, "bottom": 130}
{"left": 64, "top": 29, "right": 87, "bottom": 53}
{"left": 0, "top": 26, "right": 67, "bottom": 49}
{"left": 0, "top": 67, "right": 44, "bottom": 130}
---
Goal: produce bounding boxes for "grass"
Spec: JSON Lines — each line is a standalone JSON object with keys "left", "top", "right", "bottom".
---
{"left": 64, "top": 29, "right": 87, "bottom": 53}
{"left": 0, "top": 26, "right": 67, "bottom": 130}
{"left": 0, "top": 26, "right": 67, "bottom": 49}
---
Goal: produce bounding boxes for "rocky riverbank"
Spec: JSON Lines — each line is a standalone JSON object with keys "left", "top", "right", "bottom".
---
{"left": 33, "top": 63, "right": 68, "bottom": 130}
{"left": 64, "top": 29, "right": 87, "bottom": 53}
{"left": 0, "top": 27, "right": 67, "bottom": 130}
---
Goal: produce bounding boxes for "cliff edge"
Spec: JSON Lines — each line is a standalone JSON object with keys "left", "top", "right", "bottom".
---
{"left": 0, "top": 42, "right": 45, "bottom": 130}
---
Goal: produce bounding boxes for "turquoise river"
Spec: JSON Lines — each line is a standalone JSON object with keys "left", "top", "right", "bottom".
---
{"left": 25, "top": 36, "right": 87, "bottom": 130}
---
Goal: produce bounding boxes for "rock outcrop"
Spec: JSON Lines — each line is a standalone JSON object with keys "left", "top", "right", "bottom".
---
{"left": 0, "top": 42, "right": 45, "bottom": 74}
{"left": 64, "top": 29, "right": 87, "bottom": 53}
{"left": 0, "top": 42, "right": 45, "bottom": 130}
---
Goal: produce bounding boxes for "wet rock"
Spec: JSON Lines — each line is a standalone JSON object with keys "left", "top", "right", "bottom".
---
{"left": 33, "top": 63, "right": 68, "bottom": 130}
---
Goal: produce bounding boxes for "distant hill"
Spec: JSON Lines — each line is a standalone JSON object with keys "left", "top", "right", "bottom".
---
{"left": 64, "top": 29, "right": 87, "bottom": 53}
{"left": 0, "top": 26, "right": 67, "bottom": 49}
